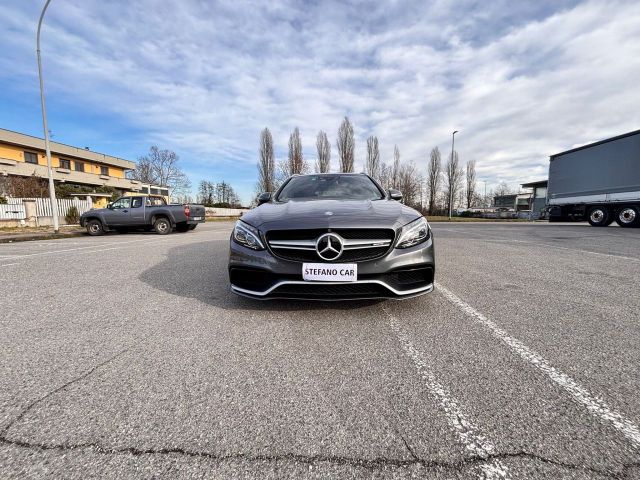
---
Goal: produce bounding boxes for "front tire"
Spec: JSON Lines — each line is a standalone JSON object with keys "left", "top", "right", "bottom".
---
{"left": 615, "top": 206, "right": 639, "bottom": 228}
{"left": 154, "top": 217, "right": 172, "bottom": 235}
{"left": 587, "top": 206, "right": 611, "bottom": 227}
{"left": 86, "top": 219, "right": 104, "bottom": 236}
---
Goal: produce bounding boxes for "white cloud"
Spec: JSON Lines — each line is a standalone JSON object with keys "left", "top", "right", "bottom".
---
{"left": 1, "top": 0, "right": 639, "bottom": 202}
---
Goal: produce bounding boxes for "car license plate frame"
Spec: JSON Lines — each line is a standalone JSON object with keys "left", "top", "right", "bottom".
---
{"left": 302, "top": 263, "right": 358, "bottom": 282}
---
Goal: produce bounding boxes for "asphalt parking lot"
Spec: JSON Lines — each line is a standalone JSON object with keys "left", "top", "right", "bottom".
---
{"left": 1, "top": 221, "right": 639, "bottom": 479}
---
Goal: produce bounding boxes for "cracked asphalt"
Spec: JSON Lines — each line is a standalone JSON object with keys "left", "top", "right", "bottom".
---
{"left": 1, "top": 221, "right": 639, "bottom": 479}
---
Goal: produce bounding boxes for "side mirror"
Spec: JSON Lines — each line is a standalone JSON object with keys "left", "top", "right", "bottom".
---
{"left": 389, "top": 189, "right": 403, "bottom": 201}
{"left": 107, "top": 203, "right": 113, "bottom": 209}
{"left": 257, "top": 192, "right": 272, "bottom": 205}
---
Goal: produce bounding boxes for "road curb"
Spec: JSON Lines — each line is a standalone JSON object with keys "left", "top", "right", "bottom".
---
{"left": 0, "top": 231, "right": 86, "bottom": 243}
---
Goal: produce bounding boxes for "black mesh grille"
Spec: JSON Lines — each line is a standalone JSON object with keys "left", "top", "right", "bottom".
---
{"left": 382, "top": 267, "right": 434, "bottom": 291}
{"left": 266, "top": 228, "right": 395, "bottom": 263}
{"left": 229, "top": 268, "right": 279, "bottom": 291}
{"left": 271, "top": 282, "right": 389, "bottom": 299}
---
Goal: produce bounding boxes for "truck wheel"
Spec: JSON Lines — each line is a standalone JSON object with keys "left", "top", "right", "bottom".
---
{"left": 154, "top": 217, "right": 172, "bottom": 235}
{"left": 176, "top": 223, "right": 189, "bottom": 233}
{"left": 587, "top": 206, "right": 610, "bottom": 227}
{"left": 86, "top": 219, "right": 104, "bottom": 236}
{"left": 615, "top": 206, "right": 639, "bottom": 228}
{"left": 188, "top": 224, "right": 197, "bottom": 231}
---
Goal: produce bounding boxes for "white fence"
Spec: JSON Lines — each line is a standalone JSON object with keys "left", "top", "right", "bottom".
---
{"left": 6, "top": 197, "right": 92, "bottom": 218}
{"left": 204, "top": 207, "right": 249, "bottom": 217}
{"left": 0, "top": 204, "right": 26, "bottom": 220}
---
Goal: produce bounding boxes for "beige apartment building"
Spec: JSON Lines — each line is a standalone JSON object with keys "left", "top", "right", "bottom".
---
{"left": 0, "top": 128, "right": 169, "bottom": 206}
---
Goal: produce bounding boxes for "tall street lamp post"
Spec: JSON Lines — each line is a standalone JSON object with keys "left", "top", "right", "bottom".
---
{"left": 37, "top": 0, "right": 60, "bottom": 233}
{"left": 484, "top": 180, "right": 488, "bottom": 208}
{"left": 448, "top": 130, "right": 458, "bottom": 220}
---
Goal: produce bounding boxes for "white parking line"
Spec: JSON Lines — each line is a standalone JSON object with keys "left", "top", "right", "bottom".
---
{"left": 0, "top": 230, "right": 230, "bottom": 266}
{"left": 382, "top": 306, "right": 510, "bottom": 479}
{"left": 435, "top": 228, "right": 640, "bottom": 263}
{"left": 0, "top": 238, "right": 157, "bottom": 258}
{"left": 0, "top": 263, "right": 19, "bottom": 267}
{"left": 436, "top": 282, "right": 640, "bottom": 449}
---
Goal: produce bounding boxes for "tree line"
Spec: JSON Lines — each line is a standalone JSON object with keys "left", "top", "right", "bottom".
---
{"left": 131, "top": 146, "right": 243, "bottom": 207}
{"left": 255, "top": 117, "right": 484, "bottom": 214}
{"left": 197, "top": 180, "right": 241, "bottom": 208}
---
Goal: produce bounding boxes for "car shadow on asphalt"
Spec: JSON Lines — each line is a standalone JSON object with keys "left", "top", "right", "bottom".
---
{"left": 138, "top": 240, "right": 385, "bottom": 312}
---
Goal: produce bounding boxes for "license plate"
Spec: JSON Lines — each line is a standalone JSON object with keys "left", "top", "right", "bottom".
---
{"left": 302, "top": 263, "right": 357, "bottom": 282}
{"left": 191, "top": 216, "right": 203, "bottom": 221}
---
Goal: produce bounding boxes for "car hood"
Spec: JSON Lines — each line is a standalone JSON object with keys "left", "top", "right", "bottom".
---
{"left": 81, "top": 208, "right": 109, "bottom": 216}
{"left": 242, "top": 199, "right": 422, "bottom": 231}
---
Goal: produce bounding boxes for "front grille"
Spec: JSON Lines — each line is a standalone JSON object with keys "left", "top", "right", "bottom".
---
{"left": 270, "top": 282, "right": 389, "bottom": 299}
{"left": 267, "top": 229, "right": 392, "bottom": 241}
{"left": 266, "top": 228, "right": 395, "bottom": 263}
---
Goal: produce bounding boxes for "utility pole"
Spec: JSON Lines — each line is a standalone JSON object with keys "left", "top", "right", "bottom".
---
{"left": 37, "top": 0, "right": 60, "bottom": 233}
{"left": 484, "top": 180, "right": 487, "bottom": 208}
{"left": 448, "top": 130, "right": 458, "bottom": 220}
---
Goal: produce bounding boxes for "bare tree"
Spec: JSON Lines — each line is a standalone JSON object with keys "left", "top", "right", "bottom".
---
{"left": 465, "top": 159, "right": 477, "bottom": 209}
{"left": 315, "top": 130, "right": 331, "bottom": 173}
{"left": 444, "top": 150, "right": 464, "bottom": 214}
{"left": 288, "top": 127, "right": 307, "bottom": 175}
{"left": 131, "top": 146, "right": 191, "bottom": 197}
{"left": 379, "top": 162, "right": 392, "bottom": 190}
{"left": 4, "top": 175, "right": 49, "bottom": 198}
{"left": 427, "top": 147, "right": 442, "bottom": 215}
{"left": 130, "top": 157, "right": 154, "bottom": 184}
{"left": 257, "top": 127, "right": 276, "bottom": 193}
{"left": 336, "top": 117, "right": 355, "bottom": 172}
{"left": 398, "top": 161, "right": 422, "bottom": 207}
{"left": 494, "top": 181, "right": 513, "bottom": 197}
{"left": 391, "top": 145, "right": 401, "bottom": 187}
{"left": 366, "top": 136, "right": 380, "bottom": 181}
{"left": 277, "top": 159, "right": 291, "bottom": 184}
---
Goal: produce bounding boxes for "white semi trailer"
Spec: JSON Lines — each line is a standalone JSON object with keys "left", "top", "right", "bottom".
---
{"left": 547, "top": 129, "right": 640, "bottom": 227}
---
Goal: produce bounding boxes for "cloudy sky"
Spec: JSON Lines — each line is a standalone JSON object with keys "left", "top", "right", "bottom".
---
{"left": 1, "top": 0, "right": 639, "bottom": 203}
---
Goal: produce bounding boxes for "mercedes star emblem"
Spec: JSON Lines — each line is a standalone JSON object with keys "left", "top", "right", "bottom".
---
{"left": 316, "top": 233, "right": 344, "bottom": 261}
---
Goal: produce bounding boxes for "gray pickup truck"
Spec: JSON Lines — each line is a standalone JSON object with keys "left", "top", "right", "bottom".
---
{"left": 80, "top": 195, "right": 205, "bottom": 236}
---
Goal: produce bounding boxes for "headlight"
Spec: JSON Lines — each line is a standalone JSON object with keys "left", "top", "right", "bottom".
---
{"left": 232, "top": 220, "right": 265, "bottom": 250}
{"left": 396, "top": 217, "right": 430, "bottom": 249}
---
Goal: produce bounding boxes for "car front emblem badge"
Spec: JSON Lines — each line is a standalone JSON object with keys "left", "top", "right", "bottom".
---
{"left": 316, "top": 233, "right": 343, "bottom": 261}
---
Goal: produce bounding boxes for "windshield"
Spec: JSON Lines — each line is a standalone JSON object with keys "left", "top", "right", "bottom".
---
{"left": 276, "top": 175, "right": 384, "bottom": 201}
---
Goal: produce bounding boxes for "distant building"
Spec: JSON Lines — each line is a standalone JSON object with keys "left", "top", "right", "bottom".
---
{"left": 520, "top": 180, "right": 548, "bottom": 219}
{"left": 0, "top": 128, "right": 168, "bottom": 207}
{"left": 493, "top": 193, "right": 531, "bottom": 212}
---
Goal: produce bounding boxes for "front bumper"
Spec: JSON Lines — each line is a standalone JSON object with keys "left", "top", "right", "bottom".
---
{"left": 228, "top": 236, "right": 435, "bottom": 300}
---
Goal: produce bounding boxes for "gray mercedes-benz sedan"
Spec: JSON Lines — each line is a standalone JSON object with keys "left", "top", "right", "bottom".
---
{"left": 228, "top": 173, "right": 435, "bottom": 300}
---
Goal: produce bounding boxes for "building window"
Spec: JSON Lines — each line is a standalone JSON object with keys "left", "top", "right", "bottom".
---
{"left": 100, "top": 166, "right": 109, "bottom": 176}
{"left": 75, "top": 161, "right": 85, "bottom": 172}
{"left": 59, "top": 158, "right": 71, "bottom": 169}
{"left": 24, "top": 151, "right": 38, "bottom": 164}
{"left": 150, "top": 188, "right": 160, "bottom": 195}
